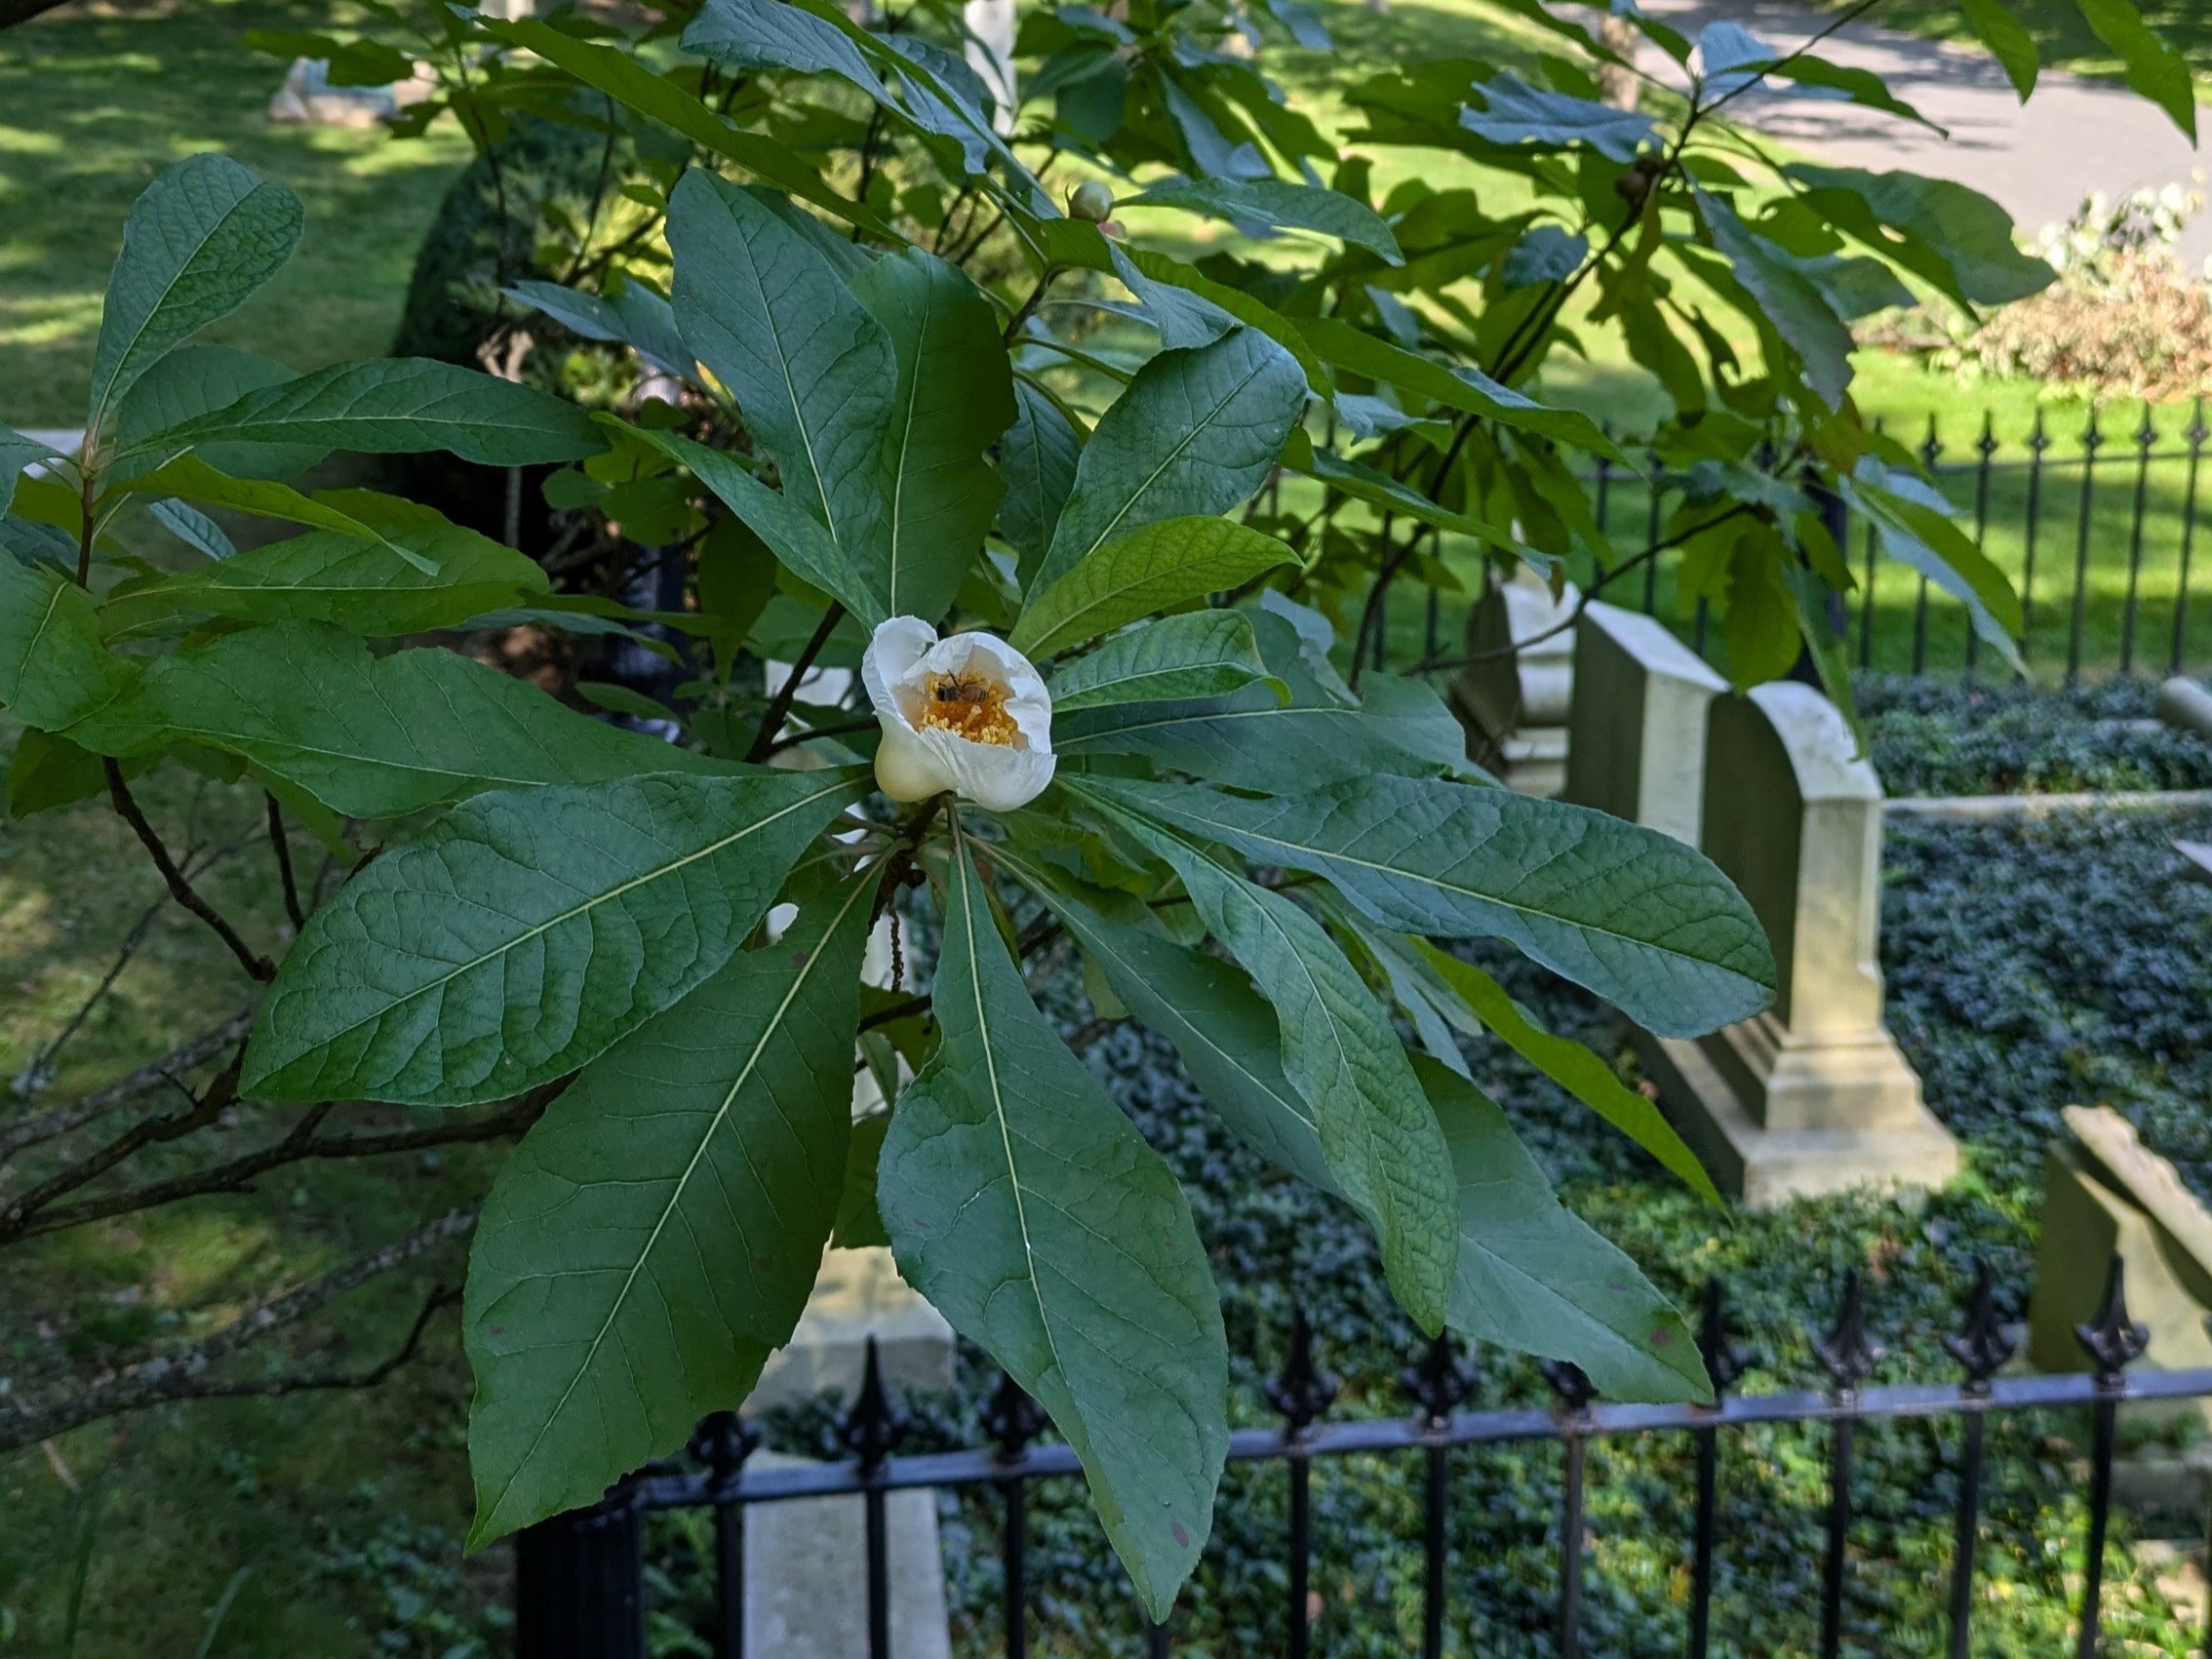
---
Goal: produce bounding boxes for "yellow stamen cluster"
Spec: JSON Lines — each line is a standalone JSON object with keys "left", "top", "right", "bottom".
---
{"left": 916, "top": 671, "right": 1019, "bottom": 745}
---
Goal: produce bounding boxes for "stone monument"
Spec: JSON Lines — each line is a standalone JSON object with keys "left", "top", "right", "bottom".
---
{"left": 1638, "top": 683, "right": 1958, "bottom": 1205}
{"left": 1448, "top": 563, "right": 1580, "bottom": 796}
{"left": 745, "top": 1451, "right": 953, "bottom": 1659}
{"left": 2030, "top": 1106, "right": 2212, "bottom": 1390}
{"left": 1561, "top": 600, "right": 1726, "bottom": 845}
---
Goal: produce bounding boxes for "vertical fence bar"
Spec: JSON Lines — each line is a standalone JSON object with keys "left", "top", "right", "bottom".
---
{"left": 1690, "top": 1283, "right": 1750, "bottom": 1659}
{"left": 2074, "top": 1258, "right": 2151, "bottom": 1659}
{"left": 2176, "top": 402, "right": 2207, "bottom": 676}
{"left": 840, "top": 1338, "right": 908, "bottom": 1659}
{"left": 1913, "top": 416, "right": 1941, "bottom": 675}
{"left": 1148, "top": 1621, "right": 1171, "bottom": 1658}
{"left": 2024, "top": 410, "right": 2050, "bottom": 665}
{"left": 1404, "top": 1333, "right": 1477, "bottom": 1659}
{"left": 513, "top": 1479, "right": 648, "bottom": 1659}
{"left": 1544, "top": 1362, "right": 1596, "bottom": 1659}
{"left": 1965, "top": 414, "right": 1997, "bottom": 679}
{"left": 1594, "top": 423, "right": 1615, "bottom": 539}
{"left": 2068, "top": 408, "right": 2105, "bottom": 683}
{"left": 689, "top": 1412, "right": 759, "bottom": 1659}
{"left": 1942, "top": 1263, "right": 2017, "bottom": 1659}
{"left": 1268, "top": 1309, "right": 1338, "bottom": 1659}
{"left": 983, "top": 1374, "right": 1047, "bottom": 1659}
{"left": 1815, "top": 1274, "right": 1881, "bottom": 1659}
{"left": 2122, "top": 404, "right": 2156, "bottom": 673}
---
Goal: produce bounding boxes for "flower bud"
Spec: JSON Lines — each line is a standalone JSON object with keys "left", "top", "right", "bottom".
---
{"left": 1069, "top": 179, "right": 1116, "bottom": 223}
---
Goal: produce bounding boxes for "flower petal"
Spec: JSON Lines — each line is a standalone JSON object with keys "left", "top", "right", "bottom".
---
{"left": 862, "top": 615, "right": 939, "bottom": 733}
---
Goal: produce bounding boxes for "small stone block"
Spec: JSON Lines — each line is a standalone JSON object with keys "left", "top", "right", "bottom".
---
{"left": 745, "top": 1452, "right": 953, "bottom": 1659}
{"left": 2176, "top": 840, "right": 2212, "bottom": 886}
{"left": 748, "top": 1245, "right": 954, "bottom": 1415}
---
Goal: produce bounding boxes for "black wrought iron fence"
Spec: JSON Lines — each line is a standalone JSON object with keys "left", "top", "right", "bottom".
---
{"left": 1374, "top": 403, "right": 2212, "bottom": 684}
{"left": 514, "top": 1256, "right": 2212, "bottom": 1659}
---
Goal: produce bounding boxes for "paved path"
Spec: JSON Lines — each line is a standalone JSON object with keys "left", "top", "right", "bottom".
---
{"left": 1637, "top": 0, "right": 2209, "bottom": 266}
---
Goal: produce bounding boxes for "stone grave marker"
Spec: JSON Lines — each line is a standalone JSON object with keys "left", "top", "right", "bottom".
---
{"left": 1638, "top": 683, "right": 1958, "bottom": 1204}
{"left": 1448, "top": 563, "right": 1580, "bottom": 796}
{"left": 1560, "top": 600, "right": 1726, "bottom": 846}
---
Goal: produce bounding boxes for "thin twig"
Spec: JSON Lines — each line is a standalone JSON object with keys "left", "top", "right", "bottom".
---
{"left": 0, "top": 1054, "right": 244, "bottom": 1237}
{"left": 103, "top": 762, "right": 273, "bottom": 982}
{"left": 1410, "top": 502, "right": 1758, "bottom": 674}
{"left": 745, "top": 603, "right": 846, "bottom": 762}
{"left": 766, "top": 715, "right": 878, "bottom": 755}
{"left": 266, "top": 796, "right": 305, "bottom": 931}
{"left": 5, "top": 1086, "right": 557, "bottom": 1244}
{"left": 0, "top": 1211, "right": 476, "bottom": 1455}
{"left": 0, "top": 1013, "right": 255, "bottom": 1164}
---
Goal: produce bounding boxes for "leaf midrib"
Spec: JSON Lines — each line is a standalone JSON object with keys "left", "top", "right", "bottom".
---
{"left": 1044, "top": 347, "right": 1275, "bottom": 583}
{"left": 268, "top": 774, "right": 853, "bottom": 1075}
{"left": 1138, "top": 788, "right": 1764, "bottom": 987}
{"left": 488, "top": 871, "right": 875, "bottom": 1528}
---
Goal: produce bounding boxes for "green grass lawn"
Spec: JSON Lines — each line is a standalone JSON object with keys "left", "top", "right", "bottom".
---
{"left": 0, "top": 0, "right": 472, "bottom": 429}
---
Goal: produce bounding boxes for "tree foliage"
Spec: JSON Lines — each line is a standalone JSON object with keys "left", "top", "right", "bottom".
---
{"left": 0, "top": 0, "right": 2184, "bottom": 1615}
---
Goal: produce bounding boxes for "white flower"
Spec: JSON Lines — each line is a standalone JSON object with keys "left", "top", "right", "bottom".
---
{"left": 860, "top": 616, "right": 1055, "bottom": 811}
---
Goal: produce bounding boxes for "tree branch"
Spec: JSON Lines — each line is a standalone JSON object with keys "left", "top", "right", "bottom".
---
{"left": 3, "top": 1085, "right": 558, "bottom": 1244}
{"left": 0, "top": 0, "right": 75, "bottom": 29}
{"left": 745, "top": 603, "right": 846, "bottom": 762}
{"left": 104, "top": 761, "right": 273, "bottom": 982}
{"left": 0, "top": 1208, "right": 476, "bottom": 1456}
{"left": 0, "top": 1012, "right": 255, "bottom": 1165}
{"left": 266, "top": 795, "right": 305, "bottom": 931}
{"left": 0, "top": 1054, "right": 244, "bottom": 1237}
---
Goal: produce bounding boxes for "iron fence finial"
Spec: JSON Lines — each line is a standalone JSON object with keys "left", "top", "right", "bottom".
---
{"left": 2074, "top": 1255, "right": 2151, "bottom": 1388}
{"left": 1696, "top": 1279, "right": 1752, "bottom": 1396}
{"left": 1942, "top": 1259, "right": 2017, "bottom": 1396}
{"left": 840, "top": 1334, "right": 911, "bottom": 1478}
{"left": 1402, "top": 1329, "right": 1477, "bottom": 1430}
{"left": 1815, "top": 1270, "right": 1883, "bottom": 1400}
{"left": 1267, "top": 1307, "right": 1339, "bottom": 1437}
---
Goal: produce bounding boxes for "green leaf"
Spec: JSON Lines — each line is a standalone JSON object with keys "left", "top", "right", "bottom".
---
{"left": 108, "top": 458, "right": 444, "bottom": 575}
{"left": 620, "top": 422, "right": 883, "bottom": 625}
{"left": 1047, "top": 612, "right": 1278, "bottom": 711}
{"left": 67, "top": 622, "right": 725, "bottom": 819}
{"left": 1460, "top": 73, "right": 1657, "bottom": 161}
{"left": 668, "top": 171, "right": 893, "bottom": 570}
{"left": 1783, "top": 166, "right": 2054, "bottom": 309}
{"left": 1297, "top": 317, "right": 1624, "bottom": 459}
{"left": 1128, "top": 175, "right": 1402, "bottom": 263}
{"left": 1, "top": 427, "right": 59, "bottom": 519}
{"left": 112, "top": 344, "right": 319, "bottom": 482}
{"left": 1406, "top": 939, "right": 1718, "bottom": 1203}
{"left": 99, "top": 513, "right": 550, "bottom": 640}
{"left": 2073, "top": 0, "right": 2195, "bottom": 140}
{"left": 115, "top": 358, "right": 607, "bottom": 467}
{"left": 1847, "top": 472, "right": 2025, "bottom": 671}
{"left": 1012, "top": 517, "right": 1298, "bottom": 657}
{"left": 476, "top": 16, "right": 891, "bottom": 235}
{"left": 464, "top": 869, "right": 879, "bottom": 1543}
{"left": 988, "top": 846, "right": 1341, "bottom": 1193}
{"left": 851, "top": 248, "right": 1015, "bottom": 622}
{"left": 0, "top": 558, "right": 127, "bottom": 730}
{"left": 683, "top": 0, "right": 885, "bottom": 90}
{"left": 1034, "top": 329, "right": 1307, "bottom": 590}
{"left": 1694, "top": 188, "right": 1855, "bottom": 410}
{"left": 87, "top": 154, "right": 303, "bottom": 440}
{"left": 877, "top": 823, "right": 1227, "bottom": 1621}
{"left": 145, "top": 498, "right": 235, "bottom": 560}
{"left": 1284, "top": 434, "right": 1536, "bottom": 558}
{"left": 501, "top": 279, "right": 693, "bottom": 381}
{"left": 1075, "top": 789, "right": 1458, "bottom": 1331}
{"left": 1000, "top": 382, "right": 1082, "bottom": 581}
{"left": 1053, "top": 672, "right": 1466, "bottom": 792}
{"left": 244, "top": 766, "right": 869, "bottom": 1105}
{"left": 1418, "top": 1058, "right": 1708, "bottom": 1403}
{"left": 6, "top": 727, "right": 126, "bottom": 819}
{"left": 1960, "top": 0, "right": 2038, "bottom": 99}
{"left": 1084, "top": 774, "right": 1776, "bottom": 1038}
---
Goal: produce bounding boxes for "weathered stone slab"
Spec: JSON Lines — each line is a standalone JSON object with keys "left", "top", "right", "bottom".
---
{"left": 1449, "top": 564, "right": 1580, "bottom": 796}
{"left": 1560, "top": 600, "right": 1726, "bottom": 846}
{"left": 2030, "top": 1107, "right": 2212, "bottom": 1397}
{"left": 749, "top": 1245, "right": 954, "bottom": 1415}
{"left": 745, "top": 1451, "right": 953, "bottom": 1659}
{"left": 1639, "top": 683, "right": 1957, "bottom": 1204}
{"left": 2156, "top": 676, "right": 2212, "bottom": 743}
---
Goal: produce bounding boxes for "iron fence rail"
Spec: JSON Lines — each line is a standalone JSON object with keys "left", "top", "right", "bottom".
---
{"left": 1378, "top": 402, "right": 2212, "bottom": 684}
{"left": 516, "top": 1256, "right": 2212, "bottom": 1659}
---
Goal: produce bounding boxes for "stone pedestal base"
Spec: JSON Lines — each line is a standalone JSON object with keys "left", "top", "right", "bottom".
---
{"left": 746, "top": 1452, "right": 953, "bottom": 1659}
{"left": 1639, "top": 1029, "right": 1959, "bottom": 1206}
{"left": 748, "top": 1246, "right": 955, "bottom": 1415}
